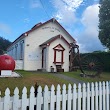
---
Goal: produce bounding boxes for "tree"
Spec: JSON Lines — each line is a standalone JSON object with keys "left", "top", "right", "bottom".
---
{"left": 0, "top": 36, "right": 11, "bottom": 55}
{"left": 98, "top": 0, "right": 110, "bottom": 50}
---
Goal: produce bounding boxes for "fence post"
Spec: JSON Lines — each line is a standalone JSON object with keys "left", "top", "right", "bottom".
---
{"left": 29, "top": 86, "right": 35, "bottom": 110}
{"left": 95, "top": 82, "right": 98, "bottom": 110}
{"left": 73, "top": 84, "right": 77, "bottom": 110}
{"left": 56, "top": 84, "right": 61, "bottom": 110}
{"left": 87, "top": 83, "right": 90, "bottom": 110}
{"left": 78, "top": 83, "right": 81, "bottom": 110}
{"left": 13, "top": 87, "right": 19, "bottom": 110}
{"left": 106, "top": 81, "right": 109, "bottom": 110}
{"left": 67, "top": 84, "right": 72, "bottom": 110}
{"left": 21, "top": 87, "right": 27, "bottom": 110}
{"left": 43, "top": 85, "right": 49, "bottom": 110}
{"left": 99, "top": 82, "right": 102, "bottom": 110}
{"left": 62, "top": 84, "right": 66, "bottom": 110}
{"left": 82, "top": 83, "right": 86, "bottom": 110}
{"left": 50, "top": 85, "right": 55, "bottom": 110}
{"left": 4, "top": 88, "right": 10, "bottom": 110}
{"left": 91, "top": 82, "right": 94, "bottom": 110}
{"left": 36, "top": 86, "right": 42, "bottom": 110}
{"left": 102, "top": 81, "right": 106, "bottom": 110}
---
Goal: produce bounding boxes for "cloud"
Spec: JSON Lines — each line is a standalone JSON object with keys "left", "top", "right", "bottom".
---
{"left": 81, "top": 4, "right": 99, "bottom": 27}
{"left": 53, "top": 0, "right": 83, "bottom": 11}
{"left": 0, "top": 23, "right": 12, "bottom": 35}
{"left": 55, "top": 9, "right": 77, "bottom": 26}
{"left": 23, "top": 18, "right": 30, "bottom": 23}
{"left": 30, "top": 0, "right": 41, "bottom": 8}
{"left": 52, "top": 0, "right": 103, "bottom": 52}
{"left": 76, "top": 4, "right": 104, "bottom": 53}
{"left": 52, "top": 0, "right": 84, "bottom": 26}
{"left": 94, "top": 0, "right": 99, "bottom": 3}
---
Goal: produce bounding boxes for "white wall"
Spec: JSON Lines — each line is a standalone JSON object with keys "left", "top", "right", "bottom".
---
{"left": 7, "top": 20, "right": 74, "bottom": 71}
{"left": 24, "top": 21, "right": 72, "bottom": 71}
{"left": 47, "top": 38, "right": 70, "bottom": 72}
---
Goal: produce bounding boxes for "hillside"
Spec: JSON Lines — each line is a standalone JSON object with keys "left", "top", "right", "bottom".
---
{"left": 0, "top": 36, "right": 11, "bottom": 55}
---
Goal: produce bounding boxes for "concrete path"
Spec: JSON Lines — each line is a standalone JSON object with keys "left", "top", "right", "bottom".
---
{"left": 52, "top": 73, "right": 85, "bottom": 84}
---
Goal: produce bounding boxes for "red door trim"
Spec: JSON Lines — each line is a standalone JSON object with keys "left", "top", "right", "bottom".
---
{"left": 42, "top": 47, "right": 46, "bottom": 68}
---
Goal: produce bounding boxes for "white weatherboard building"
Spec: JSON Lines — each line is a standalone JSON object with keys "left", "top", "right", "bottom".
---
{"left": 7, "top": 18, "right": 76, "bottom": 72}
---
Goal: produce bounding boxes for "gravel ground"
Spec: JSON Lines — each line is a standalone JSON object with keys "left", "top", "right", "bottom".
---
{"left": 52, "top": 73, "right": 85, "bottom": 84}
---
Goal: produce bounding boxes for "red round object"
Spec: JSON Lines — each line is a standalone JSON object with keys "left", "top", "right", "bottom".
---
{"left": 0, "top": 54, "right": 15, "bottom": 71}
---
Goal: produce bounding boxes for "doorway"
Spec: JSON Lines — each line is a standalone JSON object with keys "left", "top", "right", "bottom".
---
{"left": 42, "top": 48, "right": 46, "bottom": 69}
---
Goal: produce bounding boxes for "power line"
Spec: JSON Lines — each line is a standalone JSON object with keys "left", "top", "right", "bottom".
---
{"left": 39, "top": 0, "right": 50, "bottom": 18}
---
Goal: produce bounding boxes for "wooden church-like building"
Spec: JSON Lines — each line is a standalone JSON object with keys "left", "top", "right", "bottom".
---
{"left": 7, "top": 18, "right": 76, "bottom": 72}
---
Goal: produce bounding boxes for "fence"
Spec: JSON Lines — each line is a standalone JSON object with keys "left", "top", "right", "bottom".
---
{"left": 0, "top": 81, "right": 110, "bottom": 110}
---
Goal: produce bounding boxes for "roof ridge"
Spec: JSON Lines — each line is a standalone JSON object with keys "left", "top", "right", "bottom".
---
{"left": 7, "top": 18, "right": 75, "bottom": 50}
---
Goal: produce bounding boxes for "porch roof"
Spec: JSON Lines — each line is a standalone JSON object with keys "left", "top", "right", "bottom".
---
{"left": 39, "top": 34, "right": 71, "bottom": 47}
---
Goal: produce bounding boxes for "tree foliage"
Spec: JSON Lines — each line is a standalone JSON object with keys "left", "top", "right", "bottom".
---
{"left": 0, "top": 36, "right": 11, "bottom": 55}
{"left": 99, "top": 0, "right": 110, "bottom": 49}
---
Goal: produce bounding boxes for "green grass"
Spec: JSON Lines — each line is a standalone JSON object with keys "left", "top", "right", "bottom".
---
{"left": 0, "top": 70, "right": 70, "bottom": 96}
{"left": 60, "top": 70, "right": 110, "bottom": 82}
{"left": 1, "top": 70, "right": 110, "bottom": 97}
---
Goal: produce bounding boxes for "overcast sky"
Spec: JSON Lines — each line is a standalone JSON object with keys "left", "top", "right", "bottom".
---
{"left": 0, "top": 0, "right": 104, "bottom": 53}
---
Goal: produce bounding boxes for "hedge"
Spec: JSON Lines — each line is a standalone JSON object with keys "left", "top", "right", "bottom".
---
{"left": 80, "top": 52, "right": 110, "bottom": 72}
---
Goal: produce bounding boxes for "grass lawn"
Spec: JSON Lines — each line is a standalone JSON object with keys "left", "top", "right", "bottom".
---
{"left": 1, "top": 70, "right": 110, "bottom": 96}
{"left": 0, "top": 70, "right": 70, "bottom": 96}
{"left": 60, "top": 70, "right": 110, "bottom": 82}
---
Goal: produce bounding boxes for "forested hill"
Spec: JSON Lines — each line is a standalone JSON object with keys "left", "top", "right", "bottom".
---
{"left": 0, "top": 36, "right": 12, "bottom": 55}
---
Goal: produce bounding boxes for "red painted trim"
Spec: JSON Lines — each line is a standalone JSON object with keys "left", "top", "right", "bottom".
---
{"left": 54, "top": 50, "right": 56, "bottom": 63}
{"left": 53, "top": 62, "right": 64, "bottom": 64}
{"left": 42, "top": 47, "right": 46, "bottom": 68}
{"left": 62, "top": 51, "right": 64, "bottom": 63}
{"left": 40, "top": 35, "right": 71, "bottom": 47}
{"left": 42, "top": 49, "right": 43, "bottom": 68}
{"left": 53, "top": 44, "right": 65, "bottom": 64}
{"left": 53, "top": 44, "right": 65, "bottom": 50}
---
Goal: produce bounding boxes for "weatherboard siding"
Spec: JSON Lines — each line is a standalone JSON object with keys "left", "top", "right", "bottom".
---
{"left": 7, "top": 38, "right": 25, "bottom": 60}
{"left": 7, "top": 19, "right": 74, "bottom": 72}
{"left": 48, "top": 38, "right": 70, "bottom": 72}
{"left": 24, "top": 21, "right": 72, "bottom": 71}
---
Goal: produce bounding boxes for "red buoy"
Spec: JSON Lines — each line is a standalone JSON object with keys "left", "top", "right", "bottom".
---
{"left": 0, "top": 54, "right": 15, "bottom": 71}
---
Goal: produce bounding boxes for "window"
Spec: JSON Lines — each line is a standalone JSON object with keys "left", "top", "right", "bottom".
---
{"left": 15, "top": 44, "right": 18, "bottom": 60}
{"left": 20, "top": 40, "right": 24, "bottom": 60}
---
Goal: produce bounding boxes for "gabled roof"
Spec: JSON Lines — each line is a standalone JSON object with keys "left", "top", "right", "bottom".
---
{"left": 7, "top": 18, "right": 76, "bottom": 49}
{"left": 40, "top": 34, "right": 71, "bottom": 47}
{"left": 53, "top": 44, "right": 65, "bottom": 50}
{"left": 26, "top": 18, "right": 76, "bottom": 42}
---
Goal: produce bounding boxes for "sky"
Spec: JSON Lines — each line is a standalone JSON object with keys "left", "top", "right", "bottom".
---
{"left": 0, "top": 0, "right": 105, "bottom": 53}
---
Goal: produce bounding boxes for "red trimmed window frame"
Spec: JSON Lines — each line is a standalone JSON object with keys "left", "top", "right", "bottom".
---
{"left": 53, "top": 44, "right": 65, "bottom": 64}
